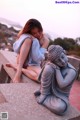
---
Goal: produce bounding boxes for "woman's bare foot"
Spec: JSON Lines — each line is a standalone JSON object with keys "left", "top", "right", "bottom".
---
{"left": 13, "top": 80, "right": 21, "bottom": 83}
{"left": 6, "top": 63, "right": 22, "bottom": 83}
{"left": 6, "top": 63, "right": 17, "bottom": 71}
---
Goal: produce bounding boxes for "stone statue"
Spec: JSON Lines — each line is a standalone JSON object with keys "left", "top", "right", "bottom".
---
{"left": 34, "top": 45, "right": 77, "bottom": 115}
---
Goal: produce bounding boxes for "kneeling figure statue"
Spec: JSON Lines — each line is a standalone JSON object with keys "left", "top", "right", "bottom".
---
{"left": 34, "top": 45, "right": 77, "bottom": 115}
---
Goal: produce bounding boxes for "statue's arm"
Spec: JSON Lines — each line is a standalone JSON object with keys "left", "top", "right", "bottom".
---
{"left": 41, "top": 64, "right": 54, "bottom": 94}
{"left": 37, "top": 65, "right": 54, "bottom": 104}
{"left": 56, "top": 69, "right": 76, "bottom": 89}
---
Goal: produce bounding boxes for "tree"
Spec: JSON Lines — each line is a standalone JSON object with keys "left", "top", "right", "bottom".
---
{"left": 53, "top": 37, "right": 70, "bottom": 50}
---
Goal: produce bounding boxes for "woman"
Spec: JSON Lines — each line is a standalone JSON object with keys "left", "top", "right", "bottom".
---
{"left": 6, "top": 19, "right": 49, "bottom": 83}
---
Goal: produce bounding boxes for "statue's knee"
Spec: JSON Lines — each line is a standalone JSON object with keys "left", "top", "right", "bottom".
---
{"left": 53, "top": 102, "right": 67, "bottom": 115}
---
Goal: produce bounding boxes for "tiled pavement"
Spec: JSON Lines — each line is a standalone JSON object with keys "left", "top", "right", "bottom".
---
{"left": 70, "top": 80, "right": 80, "bottom": 111}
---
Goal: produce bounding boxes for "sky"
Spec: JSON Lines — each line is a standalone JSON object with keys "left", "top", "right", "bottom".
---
{"left": 0, "top": 0, "right": 80, "bottom": 39}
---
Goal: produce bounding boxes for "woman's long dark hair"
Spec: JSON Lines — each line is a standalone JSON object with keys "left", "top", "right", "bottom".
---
{"left": 17, "top": 19, "right": 43, "bottom": 38}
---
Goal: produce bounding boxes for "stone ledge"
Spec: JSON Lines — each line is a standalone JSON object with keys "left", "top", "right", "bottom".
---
{"left": 0, "top": 50, "right": 80, "bottom": 120}
{"left": 0, "top": 50, "right": 33, "bottom": 83}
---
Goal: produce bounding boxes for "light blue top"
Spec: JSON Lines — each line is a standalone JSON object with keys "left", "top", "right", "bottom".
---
{"left": 13, "top": 34, "right": 47, "bottom": 66}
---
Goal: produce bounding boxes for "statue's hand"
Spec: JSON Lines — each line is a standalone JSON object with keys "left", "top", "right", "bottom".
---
{"left": 48, "top": 62, "right": 60, "bottom": 70}
{"left": 56, "top": 65, "right": 60, "bottom": 70}
{"left": 37, "top": 94, "right": 47, "bottom": 104}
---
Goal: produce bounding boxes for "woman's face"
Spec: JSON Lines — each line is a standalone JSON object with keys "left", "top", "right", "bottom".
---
{"left": 55, "top": 52, "right": 68, "bottom": 67}
{"left": 30, "top": 27, "right": 43, "bottom": 40}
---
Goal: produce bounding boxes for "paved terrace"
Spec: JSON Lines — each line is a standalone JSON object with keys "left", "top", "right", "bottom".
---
{"left": 0, "top": 50, "right": 80, "bottom": 120}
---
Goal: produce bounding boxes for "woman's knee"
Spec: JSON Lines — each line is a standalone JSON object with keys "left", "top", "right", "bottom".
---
{"left": 24, "top": 69, "right": 38, "bottom": 80}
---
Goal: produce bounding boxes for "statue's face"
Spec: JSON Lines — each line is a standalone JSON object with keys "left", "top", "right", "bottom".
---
{"left": 55, "top": 52, "right": 68, "bottom": 67}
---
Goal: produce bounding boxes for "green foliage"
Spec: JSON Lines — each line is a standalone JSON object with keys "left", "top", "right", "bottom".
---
{"left": 49, "top": 37, "right": 80, "bottom": 57}
{"left": 49, "top": 39, "right": 54, "bottom": 46}
{"left": 54, "top": 38, "right": 70, "bottom": 50}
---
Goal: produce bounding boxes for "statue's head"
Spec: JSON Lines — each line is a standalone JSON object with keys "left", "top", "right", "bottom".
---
{"left": 47, "top": 45, "right": 68, "bottom": 67}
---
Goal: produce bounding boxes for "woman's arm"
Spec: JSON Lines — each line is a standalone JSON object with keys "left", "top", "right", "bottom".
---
{"left": 31, "top": 34, "right": 49, "bottom": 62}
{"left": 40, "top": 34, "right": 50, "bottom": 49}
{"left": 56, "top": 69, "right": 76, "bottom": 89}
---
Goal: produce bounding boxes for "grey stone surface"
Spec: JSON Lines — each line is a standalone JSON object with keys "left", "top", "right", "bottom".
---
{"left": 0, "top": 50, "right": 80, "bottom": 120}
{"left": 0, "top": 83, "right": 79, "bottom": 120}
{"left": 68, "top": 56, "right": 80, "bottom": 70}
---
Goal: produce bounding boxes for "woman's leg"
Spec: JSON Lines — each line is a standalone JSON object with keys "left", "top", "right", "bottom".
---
{"left": 17, "top": 54, "right": 19, "bottom": 64}
{"left": 22, "top": 69, "right": 38, "bottom": 81}
{"left": 6, "top": 64, "right": 41, "bottom": 81}
{"left": 26, "top": 66, "right": 42, "bottom": 81}
{"left": 6, "top": 63, "right": 18, "bottom": 70}
{"left": 22, "top": 66, "right": 42, "bottom": 81}
{"left": 27, "top": 66, "right": 41, "bottom": 75}
{"left": 6, "top": 38, "right": 32, "bottom": 83}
